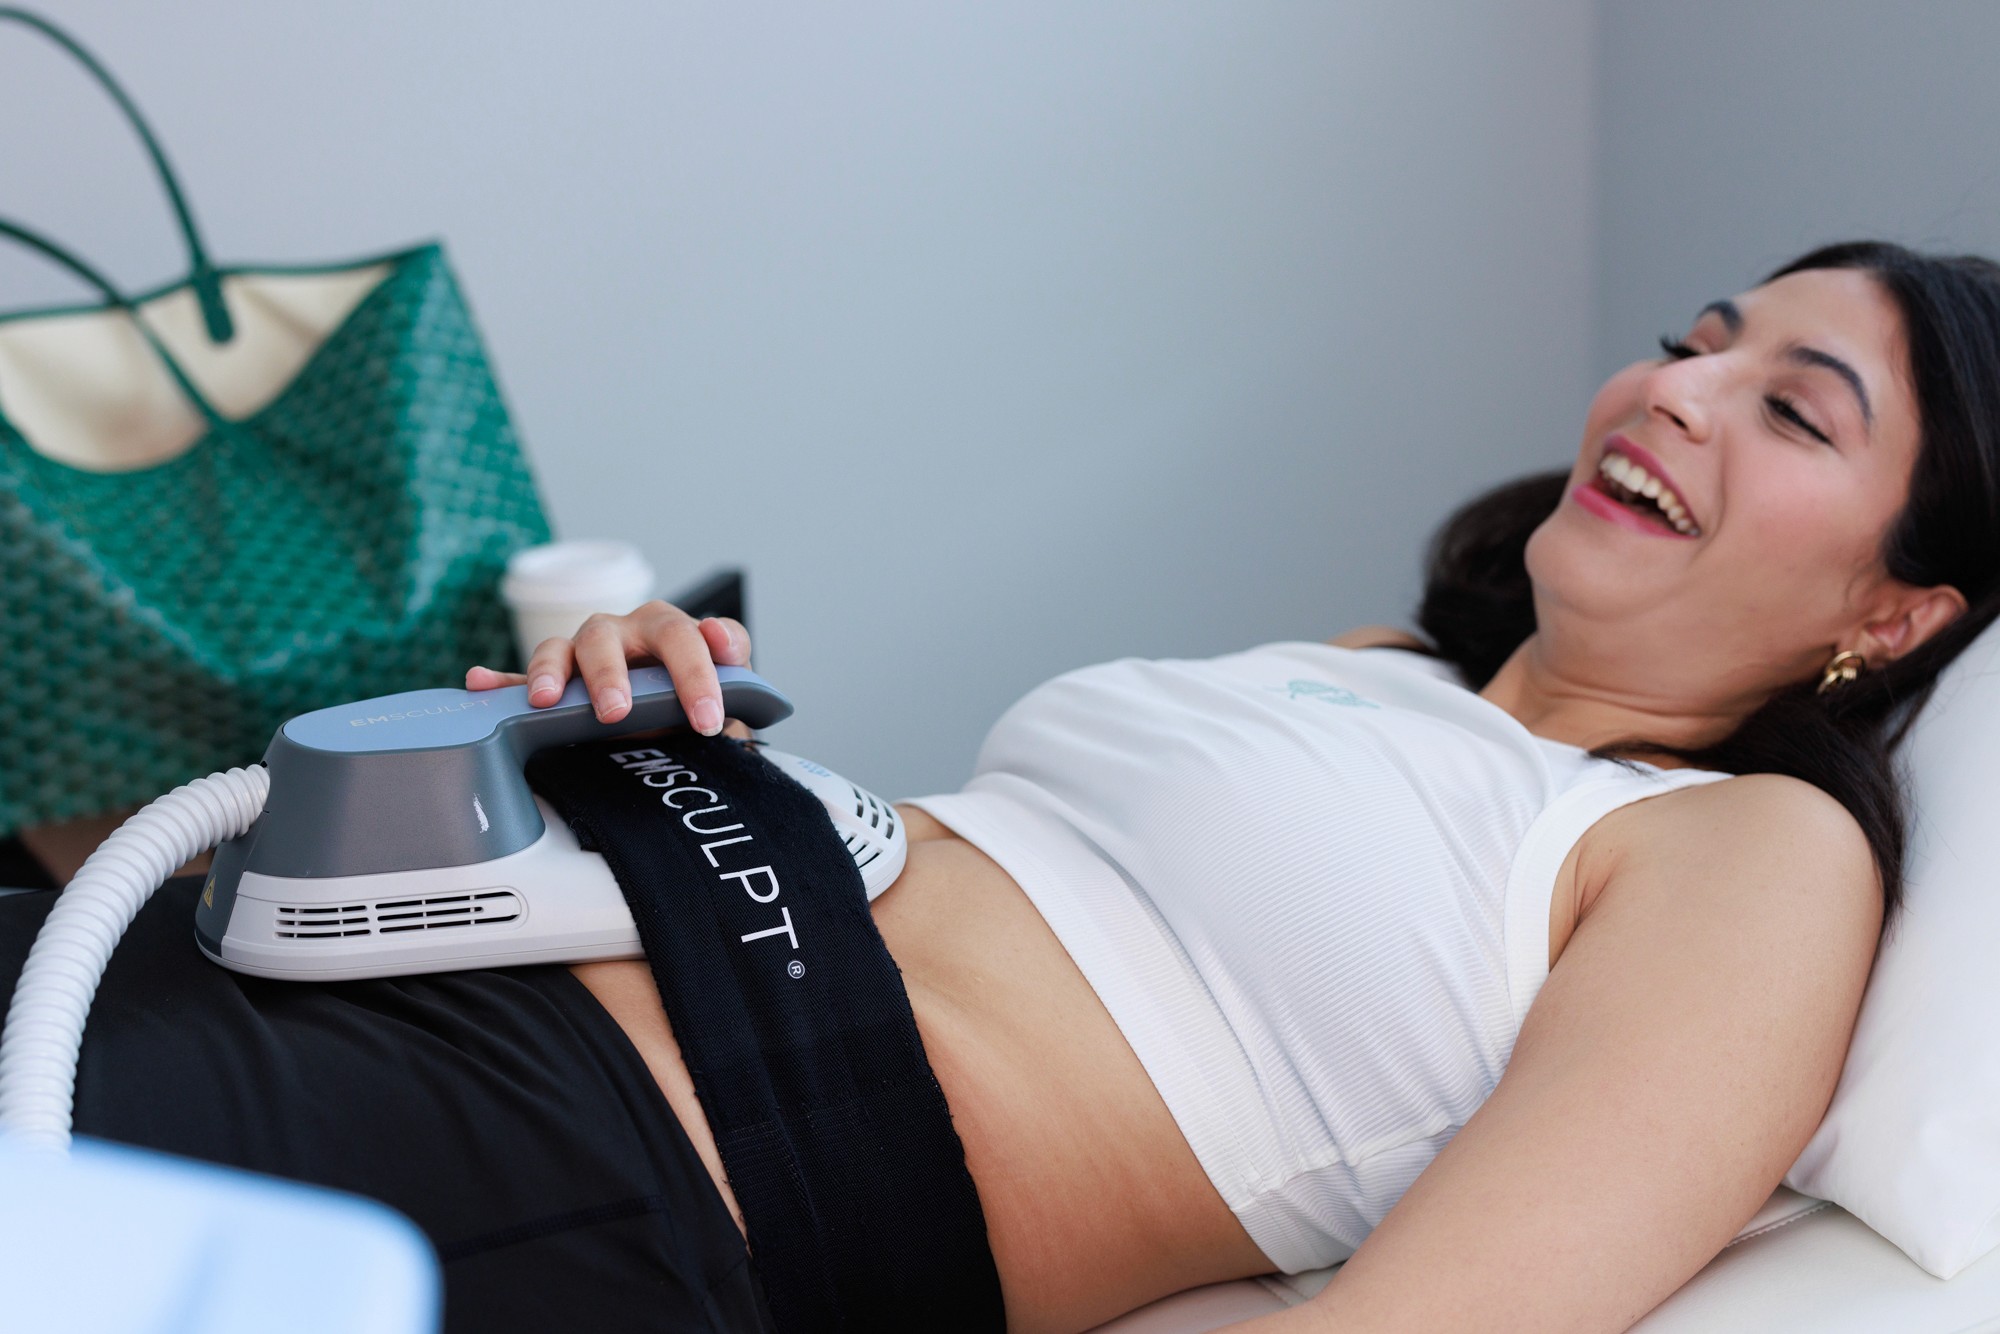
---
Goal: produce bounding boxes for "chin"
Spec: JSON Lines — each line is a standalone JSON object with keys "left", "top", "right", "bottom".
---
{"left": 1524, "top": 497, "right": 1668, "bottom": 615}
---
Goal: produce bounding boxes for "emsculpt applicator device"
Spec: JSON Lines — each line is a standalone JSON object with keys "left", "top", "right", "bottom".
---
{"left": 0, "top": 662, "right": 913, "bottom": 1151}
{"left": 197, "top": 665, "right": 906, "bottom": 981}
{"left": 194, "top": 665, "right": 777, "bottom": 978}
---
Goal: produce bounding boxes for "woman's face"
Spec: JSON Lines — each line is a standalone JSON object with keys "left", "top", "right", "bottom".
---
{"left": 1525, "top": 266, "right": 1931, "bottom": 706}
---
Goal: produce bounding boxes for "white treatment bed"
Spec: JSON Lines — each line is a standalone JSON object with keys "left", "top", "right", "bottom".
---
{"left": 1089, "top": 1186, "right": 2000, "bottom": 1332}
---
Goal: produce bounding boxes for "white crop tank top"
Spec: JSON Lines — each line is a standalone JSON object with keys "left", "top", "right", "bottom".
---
{"left": 906, "top": 642, "right": 1734, "bottom": 1275}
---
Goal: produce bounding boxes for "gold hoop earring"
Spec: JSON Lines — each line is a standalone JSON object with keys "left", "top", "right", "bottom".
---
{"left": 1818, "top": 649, "right": 1867, "bottom": 695}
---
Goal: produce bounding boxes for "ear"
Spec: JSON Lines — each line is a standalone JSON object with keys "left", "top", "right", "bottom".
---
{"left": 1857, "top": 581, "right": 1969, "bottom": 664}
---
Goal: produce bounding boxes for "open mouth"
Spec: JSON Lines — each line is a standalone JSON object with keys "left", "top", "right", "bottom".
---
{"left": 1592, "top": 451, "right": 1701, "bottom": 537}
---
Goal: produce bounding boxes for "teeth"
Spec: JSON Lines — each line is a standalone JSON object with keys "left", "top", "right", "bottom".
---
{"left": 1597, "top": 452, "right": 1701, "bottom": 536}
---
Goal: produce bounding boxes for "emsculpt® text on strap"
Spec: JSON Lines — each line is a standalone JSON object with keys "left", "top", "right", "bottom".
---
{"left": 525, "top": 733, "right": 1006, "bottom": 1332}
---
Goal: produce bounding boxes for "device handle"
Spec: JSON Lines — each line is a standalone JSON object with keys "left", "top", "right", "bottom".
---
{"left": 277, "top": 664, "right": 794, "bottom": 757}
{"left": 496, "top": 664, "right": 793, "bottom": 763}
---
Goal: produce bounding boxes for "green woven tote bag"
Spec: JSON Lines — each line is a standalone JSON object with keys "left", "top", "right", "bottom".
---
{"left": 0, "top": 10, "right": 552, "bottom": 837}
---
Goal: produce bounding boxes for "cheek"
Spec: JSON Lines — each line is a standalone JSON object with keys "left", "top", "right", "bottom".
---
{"left": 1715, "top": 474, "right": 1882, "bottom": 609}
{"left": 1580, "top": 364, "right": 1651, "bottom": 440}
{"left": 1567, "top": 364, "right": 1652, "bottom": 481}
{"left": 1740, "top": 497, "right": 1825, "bottom": 576}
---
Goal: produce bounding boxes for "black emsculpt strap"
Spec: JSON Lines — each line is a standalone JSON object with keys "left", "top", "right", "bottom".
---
{"left": 524, "top": 733, "right": 1005, "bottom": 1333}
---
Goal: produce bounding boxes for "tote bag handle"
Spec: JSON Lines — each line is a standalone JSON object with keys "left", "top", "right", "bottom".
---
{"left": 0, "top": 6, "right": 234, "bottom": 345}
{"left": 0, "top": 215, "right": 228, "bottom": 428}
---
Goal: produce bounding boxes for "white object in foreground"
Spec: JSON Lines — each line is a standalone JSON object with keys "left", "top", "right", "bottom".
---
{"left": 0, "top": 1134, "right": 436, "bottom": 1334}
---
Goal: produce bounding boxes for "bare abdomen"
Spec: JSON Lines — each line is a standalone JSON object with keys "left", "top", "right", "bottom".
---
{"left": 573, "top": 818, "right": 1269, "bottom": 1333}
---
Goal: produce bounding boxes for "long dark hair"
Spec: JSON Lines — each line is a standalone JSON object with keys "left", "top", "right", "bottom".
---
{"left": 1411, "top": 242, "right": 2000, "bottom": 935}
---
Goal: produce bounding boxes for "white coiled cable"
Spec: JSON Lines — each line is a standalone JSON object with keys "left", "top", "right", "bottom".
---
{"left": 0, "top": 765, "right": 269, "bottom": 1152}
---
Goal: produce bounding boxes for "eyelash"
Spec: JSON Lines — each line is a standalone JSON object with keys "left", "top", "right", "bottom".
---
{"left": 1655, "top": 336, "right": 1834, "bottom": 446}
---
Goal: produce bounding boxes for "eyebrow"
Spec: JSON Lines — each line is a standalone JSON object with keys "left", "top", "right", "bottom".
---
{"left": 1788, "top": 345, "right": 1874, "bottom": 431}
{"left": 1697, "top": 298, "right": 1875, "bottom": 433}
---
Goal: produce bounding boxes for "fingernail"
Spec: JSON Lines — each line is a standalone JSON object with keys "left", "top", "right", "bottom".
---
{"left": 531, "top": 675, "right": 558, "bottom": 701}
{"left": 598, "top": 688, "right": 627, "bottom": 719}
{"left": 692, "top": 697, "right": 723, "bottom": 735}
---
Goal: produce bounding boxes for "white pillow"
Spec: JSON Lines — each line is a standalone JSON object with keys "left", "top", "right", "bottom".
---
{"left": 1782, "top": 621, "right": 2000, "bottom": 1278}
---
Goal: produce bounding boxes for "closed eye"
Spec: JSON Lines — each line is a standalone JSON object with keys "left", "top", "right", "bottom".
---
{"left": 1766, "top": 395, "right": 1832, "bottom": 445}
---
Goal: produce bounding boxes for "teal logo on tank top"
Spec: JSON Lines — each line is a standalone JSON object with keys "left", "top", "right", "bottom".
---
{"left": 1268, "top": 679, "right": 1379, "bottom": 709}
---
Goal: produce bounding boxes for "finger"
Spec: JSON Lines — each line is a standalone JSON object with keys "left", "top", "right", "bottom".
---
{"left": 571, "top": 615, "right": 641, "bottom": 723}
{"left": 722, "top": 718, "right": 754, "bottom": 741}
{"left": 627, "top": 603, "right": 729, "bottom": 735}
{"left": 465, "top": 666, "right": 529, "bottom": 691}
{"left": 649, "top": 612, "right": 725, "bottom": 736}
{"left": 698, "top": 617, "right": 752, "bottom": 666}
{"left": 521, "top": 637, "right": 579, "bottom": 708}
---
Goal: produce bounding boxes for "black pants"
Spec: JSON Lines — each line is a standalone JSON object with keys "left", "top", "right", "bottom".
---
{"left": 0, "top": 879, "right": 776, "bottom": 1334}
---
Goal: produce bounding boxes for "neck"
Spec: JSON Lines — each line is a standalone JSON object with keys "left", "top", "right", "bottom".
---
{"left": 1477, "top": 631, "right": 1749, "bottom": 764}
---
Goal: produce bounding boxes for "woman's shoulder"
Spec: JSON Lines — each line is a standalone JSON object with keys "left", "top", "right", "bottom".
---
{"left": 1614, "top": 770, "right": 1859, "bottom": 834}
{"left": 1325, "top": 625, "right": 1431, "bottom": 652}
{"left": 1544, "top": 771, "right": 1879, "bottom": 985}
{"left": 1578, "top": 772, "right": 1879, "bottom": 932}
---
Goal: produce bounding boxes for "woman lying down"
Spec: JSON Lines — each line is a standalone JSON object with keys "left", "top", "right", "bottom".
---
{"left": 7, "top": 239, "right": 2000, "bottom": 1334}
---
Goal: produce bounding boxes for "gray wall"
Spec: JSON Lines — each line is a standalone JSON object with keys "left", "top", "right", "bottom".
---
{"left": 1596, "top": 2, "right": 2000, "bottom": 386}
{"left": 1, "top": 2, "right": 1596, "bottom": 798}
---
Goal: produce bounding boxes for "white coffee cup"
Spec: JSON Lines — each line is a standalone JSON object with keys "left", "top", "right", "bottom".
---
{"left": 500, "top": 540, "right": 657, "bottom": 666}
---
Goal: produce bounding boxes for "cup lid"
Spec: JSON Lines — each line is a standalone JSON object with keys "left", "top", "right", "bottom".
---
{"left": 501, "top": 540, "right": 655, "bottom": 603}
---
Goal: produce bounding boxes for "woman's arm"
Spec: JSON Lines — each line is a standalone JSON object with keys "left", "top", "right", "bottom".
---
{"left": 1220, "top": 773, "right": 1882, "bottom": 1333}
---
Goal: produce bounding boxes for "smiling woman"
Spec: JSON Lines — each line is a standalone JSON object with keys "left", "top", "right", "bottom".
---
{"left": 11, "top": 241, "right": 2000, "bottom": 1334}
{"left": 1421, "top": 243, "right": 2000, "bottom": 932}
{"left": 478, "top": 242, "right": 2000, "bottom": 1333}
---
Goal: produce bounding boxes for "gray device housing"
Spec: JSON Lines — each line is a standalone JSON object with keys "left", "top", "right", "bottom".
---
{"left": 195, "top": 665, "right": 792, "bottom": 957}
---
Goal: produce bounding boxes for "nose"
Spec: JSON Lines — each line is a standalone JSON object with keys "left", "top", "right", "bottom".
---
{"left": 1641, "top": 356, "right": 1714, "bottom": 443}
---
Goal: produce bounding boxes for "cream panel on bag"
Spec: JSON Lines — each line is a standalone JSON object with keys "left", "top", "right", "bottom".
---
{"left": 0, "top": 264, "right": 390, "bottom": 473}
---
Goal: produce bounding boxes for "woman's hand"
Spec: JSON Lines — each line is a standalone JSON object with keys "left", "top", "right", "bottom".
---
{"left": 464, "top": 600, "right": 753, "bottom": 735}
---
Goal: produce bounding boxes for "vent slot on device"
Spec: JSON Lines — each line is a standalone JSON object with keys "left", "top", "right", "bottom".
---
{"left": 376, "top": 890, "right": 523, "bottom": 934}
{"left": 275, "top": 890, "right": 523, "bottom": 940}
{"left": 275, "top": 901, "right": 371, "bottom": 940}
